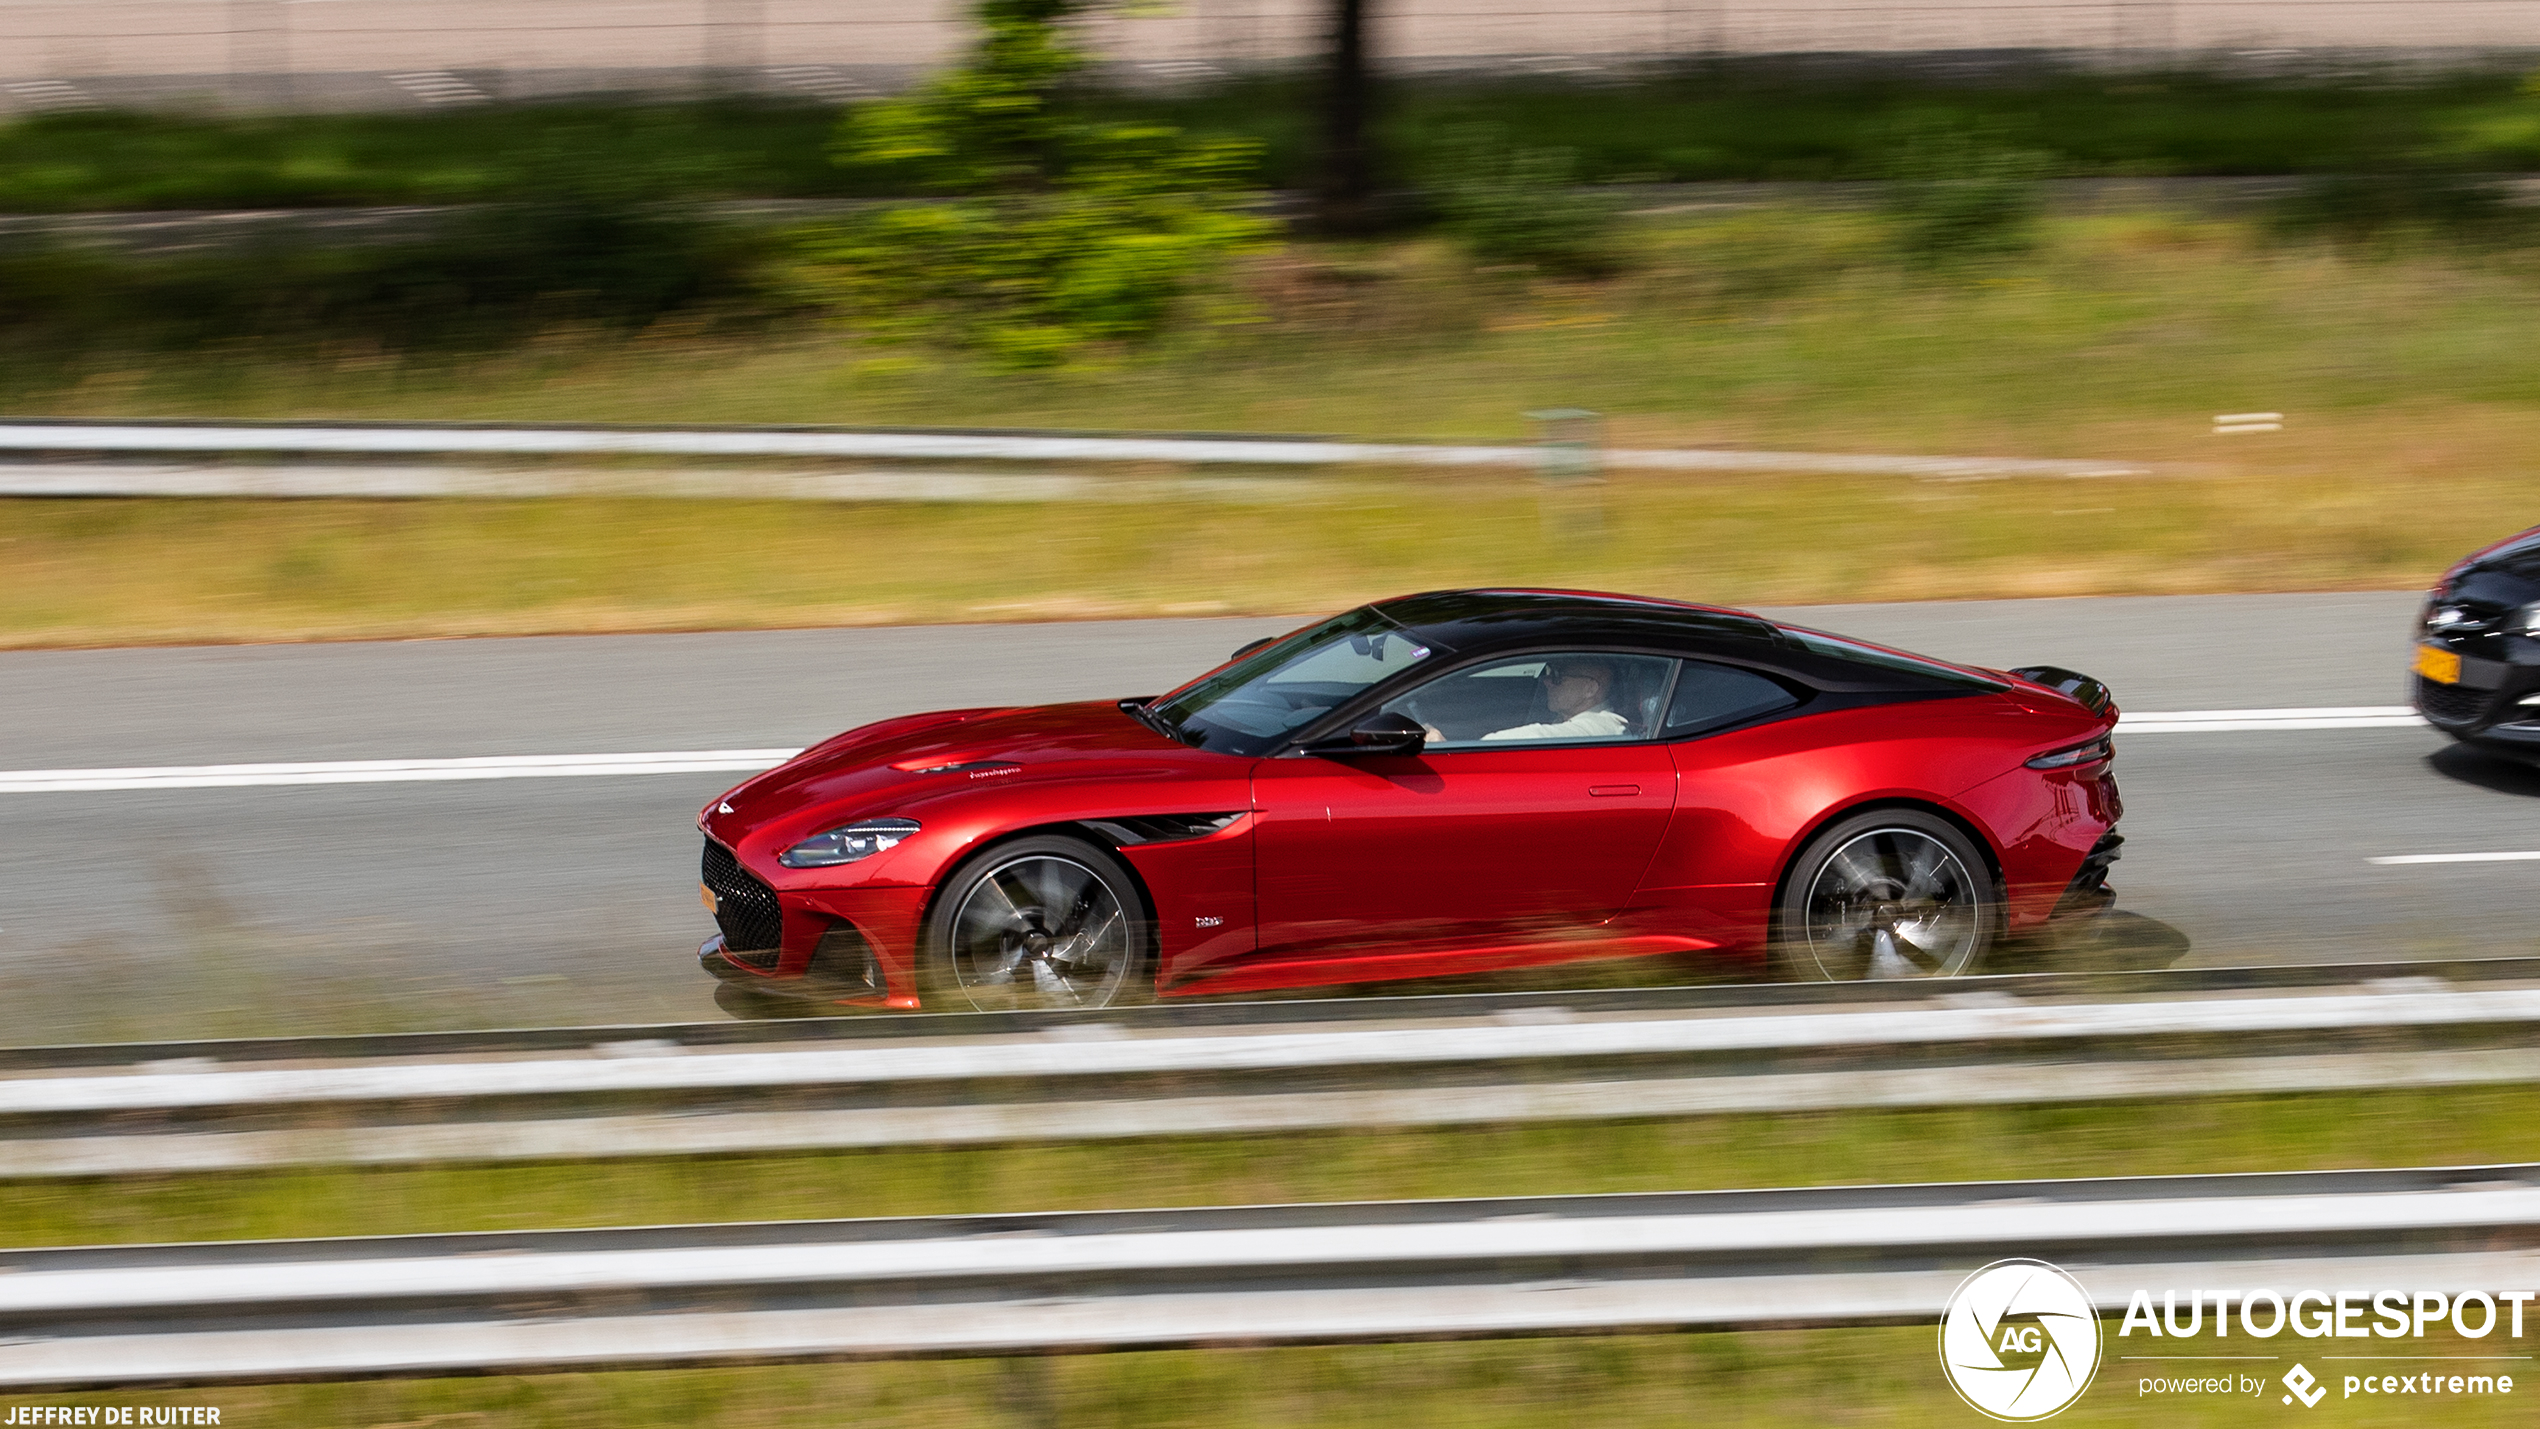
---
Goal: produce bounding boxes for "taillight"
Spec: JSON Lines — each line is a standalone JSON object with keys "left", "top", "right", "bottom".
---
{"left": 2026, "top": 736, "right": 2112, "bottom": 771}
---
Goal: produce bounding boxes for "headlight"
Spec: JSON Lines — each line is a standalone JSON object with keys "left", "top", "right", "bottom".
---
{"left": 779, "top": 817, "right": 920, "bottom": 868}
{"left": 2512, "top": 602, "right": 2540, "bottom": 636}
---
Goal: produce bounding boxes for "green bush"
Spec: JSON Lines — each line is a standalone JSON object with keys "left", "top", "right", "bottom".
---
{"left": 2268, "top": 170, "right": 2531, "bottom": 245}
{"left": 0, "top": 121, "right": 772, "bottom": 355}
{"left": 0, "top": 101, "right": 861, "bottom": 213}
{"left": 795, "top": 130, "right": 1269, "bottom": 364}
{"left": 831, "top": 0, "right": 1087, "bottom": 195}
{"left": 1423, "top": 123, "right": 1621, "bottom": 275}
{"left": 1880, "top": 116, "right": 2054, "bottom": 262}
{"left": 807, "top": 0, "right": 1270, "bottom": 366}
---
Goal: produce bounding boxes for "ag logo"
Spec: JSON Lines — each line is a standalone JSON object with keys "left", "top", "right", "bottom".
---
{"left": 1940, "top": 1258, "right": 2103, "bottom": 1421}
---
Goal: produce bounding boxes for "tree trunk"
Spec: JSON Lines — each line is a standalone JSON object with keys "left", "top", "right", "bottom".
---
{"left": 1316, "top": 0, "right": 1374, "bottom": 232}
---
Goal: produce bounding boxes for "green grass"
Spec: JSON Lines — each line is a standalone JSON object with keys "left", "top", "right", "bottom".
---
{"left": 4, "top": 66, "right": 2539, "bottom": 213}
{"left": 5, "top": 210, "right": 2540, "bottom": 645}
{"left": 25, "top": 1329, "right": 2535, "bottom": 1429}
{"left": 10, "top": 1086, "right": 2534, "bottom": 1248}
{"left": 21, "top": 209, "right": 2540, "bottom": 447}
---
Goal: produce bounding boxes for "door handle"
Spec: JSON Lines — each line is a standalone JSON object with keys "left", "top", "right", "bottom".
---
{"left": 1588, "top": 784, "right": 1641, "bottom": 797}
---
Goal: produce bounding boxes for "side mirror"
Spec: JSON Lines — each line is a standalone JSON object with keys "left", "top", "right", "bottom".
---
{"left": 1307, "top": 711, "right": 1426, "bottom": 757}
{"left": 1229, "top": 635, "right": 1278, "bottom": 662}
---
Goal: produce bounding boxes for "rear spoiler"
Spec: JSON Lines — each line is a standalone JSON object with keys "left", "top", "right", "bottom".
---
{"left": 2008, "top": 665, "right": 2114, "bottom": 717}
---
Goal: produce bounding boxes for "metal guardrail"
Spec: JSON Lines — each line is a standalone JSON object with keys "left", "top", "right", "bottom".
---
{"left": 7, "top": 1163, "right": 2538, "bottom": 1389}
{"left": 6, "top": 962, "right": 2538, "bottom": 1177}
{"left": 0, "top": 461, "right": 1344, "bottom": 505}
{"left": 13, "top": 952, "right": 2534, "bottom": 1069}
{"left": 0, "top": 418, "right": 2152, "bottom": 486}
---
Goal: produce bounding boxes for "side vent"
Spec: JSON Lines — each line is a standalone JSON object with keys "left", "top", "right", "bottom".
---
{"left": 1085, "top": 812, "right": 1248, "bottom": 846}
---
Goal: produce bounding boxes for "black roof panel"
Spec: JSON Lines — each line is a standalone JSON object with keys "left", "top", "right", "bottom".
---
{"left": 1374, "top": 589, "right": 1781, "bottom": 654}
{"left": 1369, "top": 589, "right": 2001, "bottom": 697}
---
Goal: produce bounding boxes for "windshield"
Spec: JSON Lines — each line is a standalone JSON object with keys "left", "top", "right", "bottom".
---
{"left": 1149, "top": 607, "right": 1435, "bottom": 756}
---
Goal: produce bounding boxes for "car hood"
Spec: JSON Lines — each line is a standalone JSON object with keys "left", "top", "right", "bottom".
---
{"left": 705, "top": 699, "right": 1185, "bottom": 834}
{"left": 2444, "top": 525, "right": 2540, "bottom": 612}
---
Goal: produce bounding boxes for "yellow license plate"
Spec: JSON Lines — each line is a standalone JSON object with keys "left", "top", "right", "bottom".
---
{"left": 699, "top": 883, "right": 719, "bottom": 914}
{"left": 2414, "top": 644, "right": 2462, "bottom": 685}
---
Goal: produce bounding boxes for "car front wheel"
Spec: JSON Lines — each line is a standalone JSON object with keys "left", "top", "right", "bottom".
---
{"left": 924, "top": 835, "right": 1153, "bottom": 1012}
{"left": 1777, "top": 809, "right": 1999, "bottom": 981}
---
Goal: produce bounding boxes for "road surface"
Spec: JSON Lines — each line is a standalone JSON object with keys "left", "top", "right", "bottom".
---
{"left": 2, "top": 591, "right": 2531, "bottom": 1043}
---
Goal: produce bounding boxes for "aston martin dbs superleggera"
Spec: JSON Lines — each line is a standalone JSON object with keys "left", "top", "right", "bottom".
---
{"left": 697, "top": 589, "right": 2124, "bottom": 1011}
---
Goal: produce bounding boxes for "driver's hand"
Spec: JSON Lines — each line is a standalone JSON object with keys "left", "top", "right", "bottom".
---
{"left": 1423, "top": 724, "right": 1445, "bottom": 743}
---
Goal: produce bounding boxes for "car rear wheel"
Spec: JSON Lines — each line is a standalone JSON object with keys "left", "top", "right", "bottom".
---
{"left": 1777, "top": 810, "right": 1999, "bottom": 981}
{"left": 925, "top": 835, "right": 1152, "bottom": 1012}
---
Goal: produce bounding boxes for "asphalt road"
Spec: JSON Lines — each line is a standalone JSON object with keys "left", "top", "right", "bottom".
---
{"left": 3, "top": 591, "right": 2534, "bottom": 1044}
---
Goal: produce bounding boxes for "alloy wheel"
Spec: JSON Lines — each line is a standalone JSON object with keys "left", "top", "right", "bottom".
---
{"left": 1796, "top": 827, "right": 1987, "bottom": 980}
{"left": 944, "top": 853, "right": 1136, "bottom": 1011}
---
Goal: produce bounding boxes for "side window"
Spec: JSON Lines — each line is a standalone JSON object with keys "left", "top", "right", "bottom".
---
{"left": 1778, "top": 626, "right": 2002, "bottom": 690}
{"left": 1381, "top": 653, "right": 1676, "bottom": 747}
{"left": 1663, "top": 660, "right": 1800, "bottom": 738}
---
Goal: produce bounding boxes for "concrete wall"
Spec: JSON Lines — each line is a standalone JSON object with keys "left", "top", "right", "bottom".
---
{"left": 3, "top": 0, "right": 2536, "bottom": 113}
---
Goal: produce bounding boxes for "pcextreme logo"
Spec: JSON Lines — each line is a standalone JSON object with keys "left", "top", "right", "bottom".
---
{"left": 1941, "top": 1259, "right": 2105, "bottom": 1421}
{"left": 2284, "top": 1363, "right": 2327, "bottom": 1407}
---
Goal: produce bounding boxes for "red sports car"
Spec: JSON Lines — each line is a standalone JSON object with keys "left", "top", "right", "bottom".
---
{"left": 697, "top": 589, "right": 2123, "bottom": 1011}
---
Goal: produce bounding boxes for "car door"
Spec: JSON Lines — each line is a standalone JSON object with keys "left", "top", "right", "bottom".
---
{"left": 1248, "top": 652, "right": 1680, "bottom": 966}
{"left": 1641, "top": 657, "right": 1816, "bottom": 948}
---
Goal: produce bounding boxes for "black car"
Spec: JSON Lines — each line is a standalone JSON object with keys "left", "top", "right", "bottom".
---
{"left": 2414, "top": 523, "right": 2540, "bottom": 758}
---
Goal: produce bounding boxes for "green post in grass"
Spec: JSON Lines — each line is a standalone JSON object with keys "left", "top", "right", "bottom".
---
{"left": 1526, "top": 406, "right": 1604, "bottom": 543}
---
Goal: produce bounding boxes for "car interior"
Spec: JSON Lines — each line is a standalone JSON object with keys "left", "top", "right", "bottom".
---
{"left": 1388, "top": 654, "right": 1674, "bottom": 745}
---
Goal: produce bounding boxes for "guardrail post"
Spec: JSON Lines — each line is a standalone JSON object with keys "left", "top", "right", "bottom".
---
{"left": 997, "top": 1356, "right": 1061, "bottom": 1429}
{"left": 226, "top": 0, "right": 288, "bottom": 109}
{"left": 705, "top": 0, "right": 768, "bottom": 93}
{"left": 1527, "top": 406, "right": 1604, "bottom": 543}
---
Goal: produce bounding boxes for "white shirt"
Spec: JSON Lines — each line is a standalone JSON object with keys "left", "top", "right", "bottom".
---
{"left": 1480, "top": 708, "right": 1631, "bottom": 742}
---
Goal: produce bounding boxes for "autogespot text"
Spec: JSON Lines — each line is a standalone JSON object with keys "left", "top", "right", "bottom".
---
{"left": 2120, "top": 1286, "right": 2531, "bottom": 1342}
{"left": 2122, "top": 1288, "right": 2522, "bottom": 1402}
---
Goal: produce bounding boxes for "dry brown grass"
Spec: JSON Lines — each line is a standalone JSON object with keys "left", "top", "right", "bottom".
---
{"left": 0, "top": 441, "right": 2523, "bottom": 648}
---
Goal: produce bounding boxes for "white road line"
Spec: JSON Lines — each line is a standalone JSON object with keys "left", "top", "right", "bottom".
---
{"left": 2118, "top": 706, "right": 2424, "bottom": 733}
{"left": 0, "top": 751, "right": 802, "bottom": 794}
{"left": 2367, "top": 852, "right": 2540, "bottom": 866}
{"left": 0, "top": 705, "right": 2446, "bottom": 794}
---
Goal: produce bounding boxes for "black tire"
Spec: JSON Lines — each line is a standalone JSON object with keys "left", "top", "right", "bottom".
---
{"left": 923, "top": 834, "right": 1154, "bottom": 1012}
{"left": 1775, "top": 808, "right": 2000, "bottom": 981}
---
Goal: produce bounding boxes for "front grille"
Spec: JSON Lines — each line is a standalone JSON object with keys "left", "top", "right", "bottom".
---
{"left": 702, "top": 839, "right": 784, "bottom": 954}
{"left": 2422, "top": 602, "right": 2520, "bottom": 662}
{"left": 2415, "top": 675, "right": 2493, "bottom": 728}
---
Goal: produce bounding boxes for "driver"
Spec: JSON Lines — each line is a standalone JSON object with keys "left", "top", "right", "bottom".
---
{"left": 1478, "top": 658, "right": 1629, "bottom": 742}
